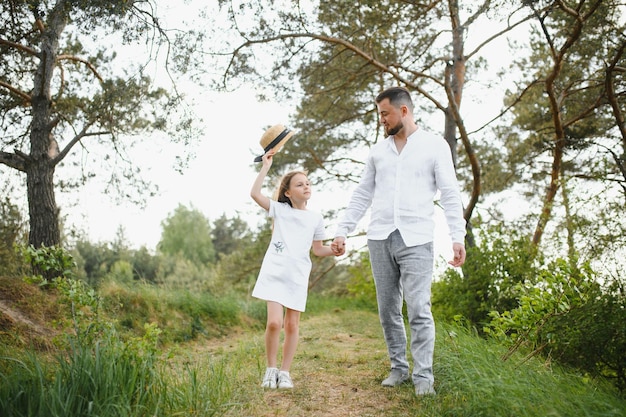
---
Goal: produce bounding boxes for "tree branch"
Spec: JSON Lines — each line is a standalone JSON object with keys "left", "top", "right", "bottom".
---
{"left": 0, "top": 80, "right": 31, "bottom": 103}
{"left": 51, "top": 123, "right": 109, "bottom": 165}
{"left": 57, "top": 54, "right": 104, "bottom": 83}
{"left": 0, "top": 151, "right": 27, "bottom": 171}
{"left": 605, "top": 40, "right": 626, "bottom": 152}
{"left": 0, "top": 37, "right": 38, "bottom": 56}
{"left": 228, "top": 32, "right": 447, "bottom": 112}
{"left": 465, "top": 8, "right": 541, "bottom": 61}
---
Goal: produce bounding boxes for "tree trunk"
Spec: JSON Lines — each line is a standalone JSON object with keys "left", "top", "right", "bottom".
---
{"left": 443, "top": 0, "right": 465, "bottom": 167}
{"left": 531, "top": 2, "right": 589, "bottom": 248}
{"left": 26, "top": 1, "right": 67, "bottom": 248}
{"left": 26, "top": 157, "right": 59, "bottom": 247}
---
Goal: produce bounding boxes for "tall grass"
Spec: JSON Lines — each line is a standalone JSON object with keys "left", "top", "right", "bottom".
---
{"left": 0, "top": 333, "right": 237, "bottom": 417}
{"left": 100, "top": 280, "right": 260, "bottom": 342}
{"left": 434, "top": 323, "right": 625, "bottom": 417}
{"left": 0, "top": 275, "right": 245, "bottom": 417}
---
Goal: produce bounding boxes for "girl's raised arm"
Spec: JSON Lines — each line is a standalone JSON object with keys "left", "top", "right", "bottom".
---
{"left": 250, "top": 150, "right": 275, "bottom": 211}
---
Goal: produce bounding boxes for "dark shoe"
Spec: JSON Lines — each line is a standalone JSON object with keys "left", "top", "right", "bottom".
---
{"left": 381, "top": 369, "right": 410, "bottom": 387}
{"left": 414, "top": 380, "right": 436, "bottom": 396}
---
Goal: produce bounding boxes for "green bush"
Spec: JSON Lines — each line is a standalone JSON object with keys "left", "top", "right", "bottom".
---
{"left": 20, "top": 244, "right": 77, "bottom": 284}
{"left": 548, "top": 282, "right": 626, "bottom": 392}
{"left": 100, "top": 281, "right": 244, "bottom": 343}
{"left": 109, "top": 260, "right": 134, "bottom": 284}
{"left": 432, "top": 223, "right": 540, "bottom": 328}
{"left": 156, "top": 255, "right": 216, "bottom": 292}
{"left": 486, "top": 259, "right": 626, "bottom": 392}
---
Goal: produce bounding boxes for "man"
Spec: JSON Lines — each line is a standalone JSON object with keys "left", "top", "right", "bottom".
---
{"left": 331, "top": 86, "right": 466, "bottom": 396}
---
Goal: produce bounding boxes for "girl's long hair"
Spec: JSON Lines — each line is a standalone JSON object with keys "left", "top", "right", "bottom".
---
{"left": 274, "top": 170, "right": 308, "bottom": 207}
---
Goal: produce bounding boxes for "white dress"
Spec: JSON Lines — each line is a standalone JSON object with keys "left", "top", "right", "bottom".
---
{"left": 252, "top": 200, "right": 326, "bottom": 312}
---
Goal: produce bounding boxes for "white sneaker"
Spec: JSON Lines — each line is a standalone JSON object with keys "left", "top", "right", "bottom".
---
{"left": 261, "top": 367, "right": 278, "bottom": 389}
{"left": 277, "top": 370, "right": 294, "bottom": 389}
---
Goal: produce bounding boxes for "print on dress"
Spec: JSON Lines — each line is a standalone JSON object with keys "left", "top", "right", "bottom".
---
{"left": 272, "top": 241, "right": 285, "bottom": 253}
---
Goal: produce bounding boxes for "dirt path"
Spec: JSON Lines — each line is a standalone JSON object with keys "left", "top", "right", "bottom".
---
{"left": 0, "top": 298, "right": 54, "bottom": 337}
{"left": 187, "top": 309, "right": 432, "bottom": 417}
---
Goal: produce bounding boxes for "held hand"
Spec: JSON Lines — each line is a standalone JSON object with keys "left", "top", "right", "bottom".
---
{"left": 331, "top": 236, "right": 346, "bottom": 256}
{"left": 448, "top": 242, "right": 466, "bottom": 267}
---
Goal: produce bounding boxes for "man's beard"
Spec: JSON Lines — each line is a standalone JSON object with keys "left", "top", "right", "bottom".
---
{"left": 386, "top": 121, "right": 403, "bottom": 136}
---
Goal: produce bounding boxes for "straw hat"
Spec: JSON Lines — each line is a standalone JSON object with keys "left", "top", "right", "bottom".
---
{"left": 254, "top": 124, "right": 294, "bottom": 162}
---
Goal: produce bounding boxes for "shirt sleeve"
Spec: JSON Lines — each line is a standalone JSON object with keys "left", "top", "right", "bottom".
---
{"left": 434, "top": 140, "right": 466, "bottom": 244}
{"left": 268, "top": 200, "right": 290, "bottom": 219}
{"left": 335, "top": 154, "right": 376, "bottom": 238}
{"left": 268, "top": 199, "right": 278, "bottom": 218}
{"left": 313, "top": 214, "right": 326, "bottom": 241}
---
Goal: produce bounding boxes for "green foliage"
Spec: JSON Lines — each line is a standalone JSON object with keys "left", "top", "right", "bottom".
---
{"left": 0, "top": 318, "right": 235, "bottom": 417}
{"left": 432, "top": 223, "right": 540, "bottom": 327}
{"left": 109, "top": 260, "right": 134, "bottom": 284}
{"left": 1, "top": 280, "right": 625, "bottom": 416}
{"left": 547, "top": 280, "right": 626, "bottom": 392}
{"left": 72, "top": 240, "right": 116, "bottom": 286}
{"left": 53, "top": 276, "right": 106, "bottom": 345}
{"left": 503, "top": 1, "right": 626, "bottom": 251}
{"left": 17, "top": 243, "right": 113, "bottom": 347}
{"left": 486, "top": 259, "right": 596, "bottom": 348}
{"left": 157, "top": 360, "right": 234, "bottom": 417}
{"left": 0, "top": 333, "right": 157, "bottom": 417}
{"left": 20, "top": 244, "right": 77, "bottom": 284}
{"left": 344, "top": 250, "right": 377, "bottom": 310}
{"left": 308, "top": 254, "right": 351, "bottom": 297}
{"left": 158, "top": 204, "right": 216, "bottom": 265}
{"left": 0, "top": 197, "right": 25, "bottom": 276}
{"left": 212, "top": 224, "right": 271, "bottom": 293}
{"left": 211, "top": 213, "right": 253, "bottom": 260}
{"left": 71, "top": 212, "right": 259, "bottom": 290}
{"left": 156, "top": 255, "right": 216, "bottom": 292}
{"left": 72, "top": 238, "right": 161, "bottom": 287}
{"left": 217, "top": 0, "right": 471, "bottom": 182}
{"left": 100, "top": 281, "right": 247, "bottom": 343}
{"left": 486, "top": 259, "right": 626, "bottom": 392}
{"left": 130, "top": 246, "right": 160, "bottom": 282}
{"left": 0, "top": 1, "right": 204, "bottom": 247}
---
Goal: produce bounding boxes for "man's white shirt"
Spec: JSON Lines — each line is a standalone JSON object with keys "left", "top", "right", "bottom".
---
{"left": 335, "top": 128, "right": 466, "bottom": 246}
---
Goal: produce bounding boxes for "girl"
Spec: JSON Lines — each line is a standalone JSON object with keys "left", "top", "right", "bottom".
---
{"left": 250, "top": 149, "right": 339, "bottom": 389}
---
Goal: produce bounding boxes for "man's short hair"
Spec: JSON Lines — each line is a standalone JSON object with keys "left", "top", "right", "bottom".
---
{"left": 375, "top": 87, "right": 414, "bottom": 112}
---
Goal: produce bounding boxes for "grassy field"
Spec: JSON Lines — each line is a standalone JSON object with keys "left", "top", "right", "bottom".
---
{"left": 1, "top": 278, "right": 625, "bottom": 417}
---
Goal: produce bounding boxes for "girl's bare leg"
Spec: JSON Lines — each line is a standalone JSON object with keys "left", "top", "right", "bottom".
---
{"left": 265, "top": 301, "right": 284, "bottom": 367}
{"left": 280, "top": 308, "right": 301, "bottom": 371}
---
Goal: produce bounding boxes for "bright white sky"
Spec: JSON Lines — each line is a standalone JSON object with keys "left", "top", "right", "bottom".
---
{"left": 61, "top": 90, "right": 297, "bottom": 247}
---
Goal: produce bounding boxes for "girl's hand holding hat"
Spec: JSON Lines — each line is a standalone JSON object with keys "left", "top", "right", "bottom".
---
{"left": 262, "top": 149, "right": 275, "bottom": 168}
